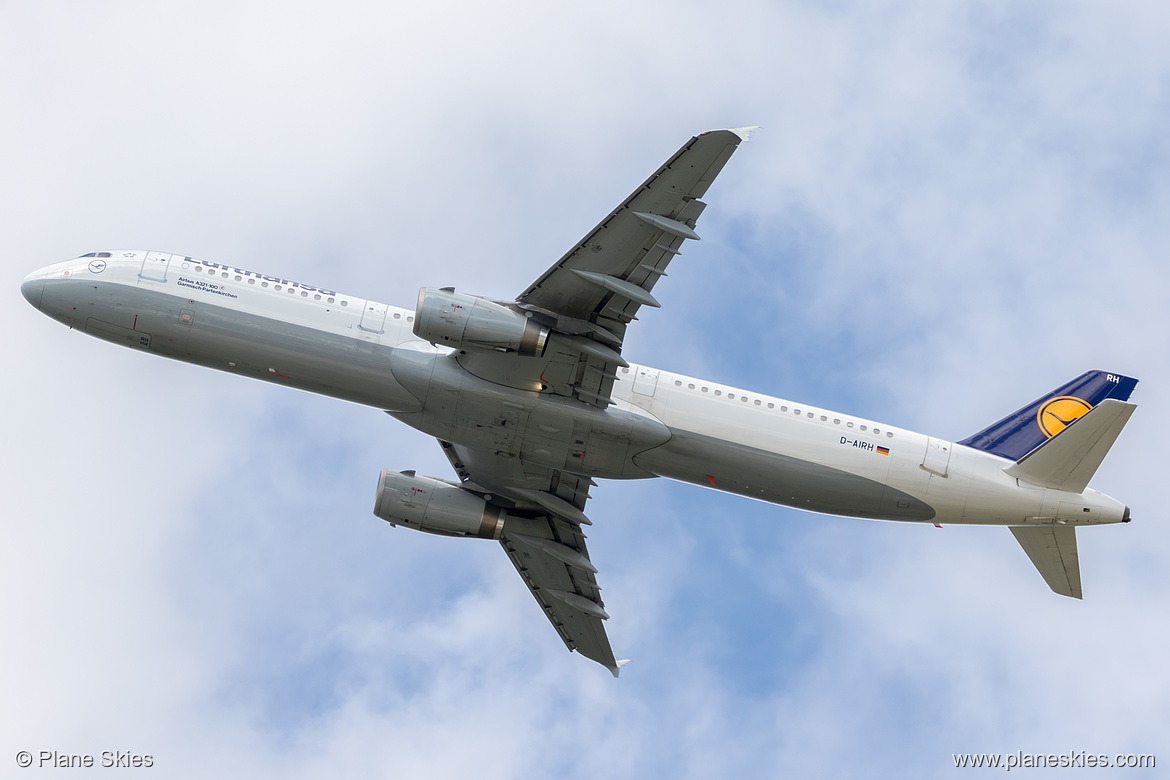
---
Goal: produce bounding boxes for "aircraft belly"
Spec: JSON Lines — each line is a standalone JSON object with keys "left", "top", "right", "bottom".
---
{"left": 634, "top": 429, "right": 936, "bottom": 522}
{"left": 46, "top": 280, "right": 422, "bottom": 412}
{"left": 387, "top": 351, "right": 671, "bottom": 480}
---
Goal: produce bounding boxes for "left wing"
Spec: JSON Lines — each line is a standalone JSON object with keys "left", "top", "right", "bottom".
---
{"left": 438, "top": 440, "right": 627, "bottom": 676}
{"left": 456, "top": 128, "right": 753, "bottom": 410}
{"left": 517, "top": 128, "right": 754, "bottom": 337}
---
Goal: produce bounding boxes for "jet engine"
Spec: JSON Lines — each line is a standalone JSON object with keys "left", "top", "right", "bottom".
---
{"left": 373, "top": 469, "right": 506, "bottom": 539}
{"left": 414, "top": 287, "right": 548, "bottom": 356}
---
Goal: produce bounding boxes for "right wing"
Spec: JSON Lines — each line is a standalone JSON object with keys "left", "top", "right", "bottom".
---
{"left": 438, "top": 440, "right": 627, "bottom": 676}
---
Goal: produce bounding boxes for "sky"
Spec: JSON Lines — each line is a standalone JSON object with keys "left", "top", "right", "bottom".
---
{"left": 3, "top": 1, "right": 1169, "bottom": 777}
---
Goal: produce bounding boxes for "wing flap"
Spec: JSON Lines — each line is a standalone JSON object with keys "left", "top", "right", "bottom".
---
{"left": 1010, "top": 525, "right": 1082, "bottom": 599}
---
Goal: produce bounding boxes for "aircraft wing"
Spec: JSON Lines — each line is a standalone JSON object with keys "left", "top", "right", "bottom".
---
{"left": 429, "top": 130, "right": 754, "bottom": 672}
{"left": 437, "top": 440, "right": 626, "bottom": 676}
{"left": 504, "top": 128, "right": 754, "bottom": 408}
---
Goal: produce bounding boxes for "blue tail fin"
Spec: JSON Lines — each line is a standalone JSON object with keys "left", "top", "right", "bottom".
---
{"left": 958, "top": 370, "right": 1138, "bottom": 461}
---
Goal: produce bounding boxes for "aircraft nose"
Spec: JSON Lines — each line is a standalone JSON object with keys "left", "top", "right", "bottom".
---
{"left": 21, "top": 271, "right": 45, "bottom": 310}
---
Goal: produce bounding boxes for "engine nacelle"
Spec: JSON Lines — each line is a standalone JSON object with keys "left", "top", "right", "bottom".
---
{"left": 373, "top": 469, "right": 506, "bottom": 539}
{"left": 414, "top": 287, "right": 547, "bottom": 356}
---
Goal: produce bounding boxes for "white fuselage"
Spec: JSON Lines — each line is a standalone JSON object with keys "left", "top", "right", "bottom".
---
{"left": 21, "top": 252, "right": 1129, "bottom": 528}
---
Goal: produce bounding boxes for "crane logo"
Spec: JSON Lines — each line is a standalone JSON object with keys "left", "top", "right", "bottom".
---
{"left": 1037, "top": 396, "right": 1093, "bottom": 438}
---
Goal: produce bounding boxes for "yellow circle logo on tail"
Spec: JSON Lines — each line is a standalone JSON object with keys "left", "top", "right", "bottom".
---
{"left": 1037, "top": 396, "right": 1093, "bottom": 438}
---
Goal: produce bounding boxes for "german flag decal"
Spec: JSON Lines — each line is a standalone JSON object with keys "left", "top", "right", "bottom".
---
{"left": 876, "top": 446, "right": 890, "bottom": 456}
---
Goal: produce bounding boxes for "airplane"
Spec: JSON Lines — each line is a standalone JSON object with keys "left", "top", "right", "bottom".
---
{"left": 20, "top": 128, "right": 1138, "bottom": 677}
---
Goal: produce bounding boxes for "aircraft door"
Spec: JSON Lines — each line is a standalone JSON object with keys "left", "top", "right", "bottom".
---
{"left": 632, "top": 367, "right": 659, "bottom": 396}
{"left": 139, "top": 252, "right": 172, "bottom": 283}
{"left": 921, "top": 437, "right": 951, "bottom": 477}
{"left": 359, "top": 300, "right": 388, "bottom": 333}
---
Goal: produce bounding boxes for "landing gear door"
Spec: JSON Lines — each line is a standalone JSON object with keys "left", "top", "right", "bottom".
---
{"left": 139, "top": 252, "right": 172, "bottom": 283}
{"left": 921, "top": 437, "right": 951, "bottom": 477}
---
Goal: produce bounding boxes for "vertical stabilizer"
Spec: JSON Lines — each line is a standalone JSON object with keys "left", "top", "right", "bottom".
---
{"left": 959, "top": 371, "right": 1137, "bottom": 461}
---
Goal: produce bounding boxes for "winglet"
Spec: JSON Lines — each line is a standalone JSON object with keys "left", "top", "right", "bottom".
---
{"left": 608, "top": 659, "right": 631, "bottom": 678}
{"left": 727, "top": 126, "right": 760, "bottom": 142}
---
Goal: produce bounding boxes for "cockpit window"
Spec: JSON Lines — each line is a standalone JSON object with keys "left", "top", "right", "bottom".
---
{"left": 79, "top": 252, "right": 111, "bottom": 258}
{"left": 81, "top": 252, "right": 97, "bottom": 258}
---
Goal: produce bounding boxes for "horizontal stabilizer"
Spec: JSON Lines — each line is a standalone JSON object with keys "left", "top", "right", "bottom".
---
{"left": 1010, "top": 525, "right": 1082, "bottom": 599}
{"left": 1004, "top": 400, "right": 1136, "bottom": 493}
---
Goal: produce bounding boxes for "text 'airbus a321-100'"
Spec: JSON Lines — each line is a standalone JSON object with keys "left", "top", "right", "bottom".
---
{"left": 22, "top": 129, "right": 1138, "bottom": 676}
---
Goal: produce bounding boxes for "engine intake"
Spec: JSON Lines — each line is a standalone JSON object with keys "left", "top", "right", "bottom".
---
{"left": 414, "top": 287, "right": 547, "bottom": 356}
{"left": 373, "top": 470, "right": 505, "bottom": 539}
